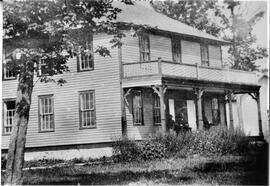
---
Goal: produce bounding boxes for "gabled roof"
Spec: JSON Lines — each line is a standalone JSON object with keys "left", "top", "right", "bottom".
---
{"left": 113, "top": 1, "right": 228, "bottom": 45}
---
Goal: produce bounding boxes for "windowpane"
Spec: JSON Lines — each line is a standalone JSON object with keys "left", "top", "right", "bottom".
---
{"left": 4, "top": 59, "right": 16, "bottom": 79}
{"left": 39, "top": 95, "right": 54, "bottom": 132}
{"left": 3, "top": 100, "right": 15, "bottom": 135}
{"left": 79, "top": 91, "right": 96, "bottom": 128}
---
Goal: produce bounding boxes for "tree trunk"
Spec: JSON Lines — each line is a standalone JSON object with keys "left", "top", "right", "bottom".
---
{"left": 5, "top": 73, "right": 34, "bottom": 185}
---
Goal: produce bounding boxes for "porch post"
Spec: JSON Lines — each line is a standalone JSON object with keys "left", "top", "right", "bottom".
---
{"left": 194, "top": 88, "right": 204, "bottom": 130}
{"left": 227, "top": 90, "right": 234, "bottom": 130}
{"left": 249, "top": 92, "right": 263, "bottom": 137}
{"left": 152, "top": 85, "right": 167, "bottom": 134}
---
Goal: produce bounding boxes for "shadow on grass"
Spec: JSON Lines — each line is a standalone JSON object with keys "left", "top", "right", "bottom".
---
{"left": 22, "top": 169, "right": 192, "bottom": 185}
{"left": 190, "top": 143, "right": 269, "bottom": 185}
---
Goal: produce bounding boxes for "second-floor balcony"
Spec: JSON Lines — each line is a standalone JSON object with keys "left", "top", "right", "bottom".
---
{"left": 122, "top": 59, "right": 258, "bottom": 86}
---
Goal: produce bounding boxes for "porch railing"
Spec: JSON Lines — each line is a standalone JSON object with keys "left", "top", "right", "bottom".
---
{"left": 122, "top": 59, "right": 258, "bottom": 85}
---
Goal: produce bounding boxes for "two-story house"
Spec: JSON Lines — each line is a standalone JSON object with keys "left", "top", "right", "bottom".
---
{"left": 2, "top": 2, "right": 263, "bottom": 160}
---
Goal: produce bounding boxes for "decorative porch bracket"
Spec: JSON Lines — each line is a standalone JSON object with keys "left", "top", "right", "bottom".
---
{"left": 225, "top": 90, "right": 234, "bottom": 130}
{"left": 193, "top": 88, "right": 204, "bottom": 130}
{"left": 248, "top": 92, "right": 263, "bottom": 137}
{"left": 152, "top": 85, "right": 167, "bottom": 134}
{"left": 123, "top": 88, "right": 132, "bottom": 107}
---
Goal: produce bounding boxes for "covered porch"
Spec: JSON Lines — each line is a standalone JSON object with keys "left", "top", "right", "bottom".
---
{"left": 121, "top": 77, "right": 262, "bottom": 139}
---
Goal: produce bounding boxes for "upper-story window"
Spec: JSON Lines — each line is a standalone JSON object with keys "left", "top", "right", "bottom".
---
{"left": 3, "top": 58, "right": 16, "bottom": 80}
{"left": 172, "top": 38, "right": 181, "bottom": 63}
{"left": 77, "top": 36, "right": 94, "bottom": 72}
{"left": 132, "top": 90, "right": 143, "bottom": 125}
{"left": 201, "top": 44, "right": 209, "bottom": 66}
{"left": 79, "top": 90, "right": 96, "bottom": 129}
{"left": 139, "top": 34, "right": 150, "bottom": 62}
{"left": 39, "top": 95, "right": 54, "bottom": 132}
{"left": 37, "top": 59, "right": 46, "bottom": 76}
{"left": 3, "top": 99, "right": 16, "bottom": 135}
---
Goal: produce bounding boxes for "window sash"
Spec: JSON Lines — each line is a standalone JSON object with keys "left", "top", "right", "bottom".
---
{"left": 3, "top": 100, "right": 16, "bottom": 135}
{"left": 79, "top": 53, "right": 94, "bottom": 71}
{"left": 139, "top": 35, "right": 150, "bottom": 62}
{"left": 133, "top": 91, "right": 143, "bottom": 125}
{"left": 172, "top": 39, "right": 181, "bottom": 63}
{"left": 4, "top": 59, "right": 16, "bottom": 79}
{"left": 153, "top": 94, "right": 161, "bottom": 125}
{"left": 201, "top": 44, "right": 209, "bottom": 66}
{"left": 39, "top": 96, "right": 54, "bottom": 132}
{"left": 79, "top": 91, "right": 96, "bottom": 128}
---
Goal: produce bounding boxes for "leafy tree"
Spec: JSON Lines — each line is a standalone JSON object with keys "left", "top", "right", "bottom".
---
{"left": 152, "top": 0, "right": 223, "bottom": 37}
{"left": 152, "top": 0, "right": 268, "bottom": 71}
{"left": 3, "top": 0, "right": 132, "bottom": 184}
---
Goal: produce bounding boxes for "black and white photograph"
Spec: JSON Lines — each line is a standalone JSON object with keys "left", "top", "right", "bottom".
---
{"left": 1, "top": 0, "right": 269, "bottom": 185}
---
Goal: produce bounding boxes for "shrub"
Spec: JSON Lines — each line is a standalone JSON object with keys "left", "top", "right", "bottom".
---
{"left": 112, "top": 136, "right": 141, "bottom": 162}
{"left": 139, "top": 138, "right": 166, "bottom": 160}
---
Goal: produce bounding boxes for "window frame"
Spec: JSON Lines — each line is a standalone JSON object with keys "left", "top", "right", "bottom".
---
{"left": 3, "top": 58, "right": 16, "bottom": 80}
{"left": 77, "top": 35, "right": 94, "bottom": 72}
{"left": 172, "top": 37, "right": 182, "bottom": 63}
{"left": 38, "top": 94, "right": 55, "bottom": 133}
{"left": 139, "top": 34, "right": 151, "bottom": 62}
{"left": 37, "top": 59, "right": 47, "bottom": 77}
{"left": 2, "top": 98, "right": 16, "bottom": 136}
{"left": 200, "top": 44, "right": 209, "bottom": 66}
{"left": 153, "top": 93, "right": 161, "bottom": 126}
{"left": 78, "top": 90, "right": 96, "bottom": 129}
{"left": 132, "top": 90, "right": 144, "bottom": 126}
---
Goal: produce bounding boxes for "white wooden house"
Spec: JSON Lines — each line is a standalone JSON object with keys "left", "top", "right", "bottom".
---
{"left": 2, "top": 2, "right": 263, "bottom": 160}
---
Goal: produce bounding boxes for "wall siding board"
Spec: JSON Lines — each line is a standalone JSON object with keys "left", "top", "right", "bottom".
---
{"left": 2, "top": 34, "right": 122, "bottom": 149}
{"left": 209, "top": 45, "right": 222, "bottom": 68}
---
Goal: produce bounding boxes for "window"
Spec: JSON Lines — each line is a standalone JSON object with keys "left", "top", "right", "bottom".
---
{"left": 201, "top": 44, "right": 209, "bottom": 66}
{"left": 172, "top": 38, "right": 181, "bottom": 63}
{"left": 38, "top": 95, "right": 54, "bottom": 132}
{"left": 3, "top": 58, "right": 16, "bottom": 80}
{"left": 79, "top": 91, "right": 96, "bottom": 128}
{"left": 132, "top": 90, "right": 143, "bottom": 125}
{"left": 77, "top": 36, "right": 94, "bottom": 71}
{"left": 153, "top": 94, "right": 161, "bottom": 125}
{"left": 37, "top": 59, "right": 46, "bottom": 76}
{"left": 3, "top": 99, "right": 16, "bottom": 135}
{"left": 139, "top": 34, "right": 150, "bottom": 62}
{"left": 211, "top": 98, "right": 220, "bottom": 124}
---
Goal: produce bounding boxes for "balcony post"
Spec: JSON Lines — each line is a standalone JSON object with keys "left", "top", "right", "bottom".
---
{"left": 158, "top": 57, "right": 162, "bottom": 75}
{"left": 194, "top": 88, "right": 204, "bottom": 130}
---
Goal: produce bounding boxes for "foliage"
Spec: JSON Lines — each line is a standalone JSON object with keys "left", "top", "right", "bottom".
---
{"left": 112, "top": 127, "right": 249, "bottom": 163}
{"left": 152, "top": 0, "right": 268, "bottom": 71}
{"left": 152, "top": 0, "right": 222, "bottom": 37}
{"left": 1, "top": 155, "right": 7, "bottom": 170}
{"left": 112, "top": 136, "right": 141, "bottom": 162}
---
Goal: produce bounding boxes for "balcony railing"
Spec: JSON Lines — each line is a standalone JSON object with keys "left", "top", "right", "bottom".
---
{"left": 122, "top": 59, "right": 258, "bottom": 85}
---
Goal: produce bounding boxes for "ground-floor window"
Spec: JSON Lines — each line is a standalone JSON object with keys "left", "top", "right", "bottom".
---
{"left": 211, "top": 97, "right": 220, "bottom": 124}
{"left": 3, "top": 99, "right": 16, "bottom": 135}
{"left": 153, "top": 94, "right": 161, "bottom": 125}
{"left": 79, "top": 90, "right": 96, "bottom": 128}
{"left": 132, "top": 90, "right": 143, "bottom": 125}
{"left": 39, "top": 95, "right": 54, "bottom": 132}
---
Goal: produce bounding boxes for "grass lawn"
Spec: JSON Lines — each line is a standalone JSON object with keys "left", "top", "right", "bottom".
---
{"left": 1, "top": 146, "right": 268, "bottom": 185}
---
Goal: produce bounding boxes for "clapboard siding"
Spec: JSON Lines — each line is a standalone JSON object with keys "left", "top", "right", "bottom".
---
{"left": 181, "top": 40, "right": 201, "bottom": 65}
{"left": 209, "top": 45, "right": 222, "bottom": 68}
{"left": 2, "top": 34, "right": 122, "bottom": 149}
